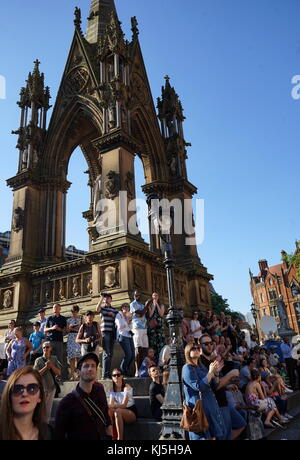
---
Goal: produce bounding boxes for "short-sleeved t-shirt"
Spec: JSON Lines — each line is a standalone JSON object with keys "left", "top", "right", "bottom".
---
{"left": 149, "top": 381, "right": 165, "bottom": 412}
{"left": 100, "top": 306, "right": 118, "bottom": 333}
{"left": 130, "top": 301, "right": 147, "bottom": 329}
{"left": 45, "top": 315, "right": 67, "bottom": 342}
{"left": 29, "top": 331, "right": 44, "bottom": 352}
{"left": 34, "top": 355, "right": 62, "bottom": 392}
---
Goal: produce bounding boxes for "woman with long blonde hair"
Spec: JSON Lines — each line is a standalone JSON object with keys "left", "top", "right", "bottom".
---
{"left": 0, "top": 366, "right": 50, "bottom": 440}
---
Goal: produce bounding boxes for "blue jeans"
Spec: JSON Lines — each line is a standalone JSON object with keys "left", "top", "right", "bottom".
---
{"left": 119, "top": 335, "right": 135, "bottom": 376}
{"left": 102, "top": 332, "right": 115, "bottom": 378}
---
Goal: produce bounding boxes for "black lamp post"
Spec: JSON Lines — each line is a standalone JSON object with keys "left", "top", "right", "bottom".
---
{"left": 150, "top": 204, "right": 185, "bottom": 440}
{"left": 251, "top": 302, "right": 261, "bottom": 341}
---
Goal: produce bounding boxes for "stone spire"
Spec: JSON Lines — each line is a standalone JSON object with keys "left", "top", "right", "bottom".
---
{"left": 86, "top": 0, "right": 117, "bottom": 43}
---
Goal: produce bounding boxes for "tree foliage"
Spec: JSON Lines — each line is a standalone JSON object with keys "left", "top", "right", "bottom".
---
{"left": 282, "top": 241, "right": 300, "bottom": 280}
{"left": 211, "top": 293, "right": 240, "bottom": 320}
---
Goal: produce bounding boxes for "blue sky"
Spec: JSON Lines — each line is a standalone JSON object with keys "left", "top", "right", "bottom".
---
{"left": 1, "top": 0, "right": 300, "bottom": 315}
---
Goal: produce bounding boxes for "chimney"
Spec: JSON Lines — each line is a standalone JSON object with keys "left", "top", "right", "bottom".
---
{"left": 258, "top": 259, "right": 268, "bottom": 274}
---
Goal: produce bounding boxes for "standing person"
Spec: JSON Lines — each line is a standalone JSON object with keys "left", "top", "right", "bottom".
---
{"left": 97, "top": 294, "right": 118, "bottom": 379}
{"left": 115, "top": 303, "right": 135, "bottom": 377}
{"left": 76, "top": 311, "right": 102, "bottom": 357}
{"left": 130, "top": 291, "right": 149, "bottom": 377}
{"left": 280, "top": 337, "right": 297, "bottom": 391}
{"left": 148, "top": 365, "right": 165, "bottom": 421}
{"left": 182, "top": 342, "right": 226, "bottom": 440}
{"left": 201, "top": 310, "right": 213, "bottom": 334}
{"left": 54, "top": 353, "right": 113, "bottom": 440}
{"left": 6, "top": 328, "right": 32, "bottom": 377}
{"left": 225, "top": 316, "right": 238, "bottom": 353}
{"left": 4, "top": 320, "right": 16, "bottom": 359}
{"left": 44, "top": 304, "right": 67, "bottom": 374}
{"left": 0, "top": 366, "right": 50, "bottom": 440}
{"left": 179, "top": 308, "right": 191, "bottom": 348}
{"left": 145, "top": 293, "right": 165, "bottom": 356}
{"left": 34, "top": 342, "right": 61, "bottom": 421}
{"left": 108, "top": 369, "right": 137, "bottom": 440}
{"left": 38, "top": 309, "right": 48, "bottom": 335}
{"left": 29, "top": 322, "right": 44, "bottom": 365}
{"left": 0, "top": 352, "right": 8, "bottom": 380}
{"left": 189, "top": 311, "right": 203, "bottom": 344}
{"left": 66, "top": 305, "right": 82, "bottom": 381}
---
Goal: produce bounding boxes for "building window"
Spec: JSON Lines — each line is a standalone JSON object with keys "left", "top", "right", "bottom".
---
{"left": 273, "top": 306, "right": 279, "bottom": 318}
{"left": 263, "top": 308, "right": 266, "bottom": 316}
{"left": 269, "top": 279, "right": 273, "bottom": 285}
{"left": 270, "top": 306, "right": 274, "bottom": 316}
{"left": 269, "top": 290, "right": 277, "bottom": 300}
{"left": 260, "top": 293, "right": 265, "bottom": 303}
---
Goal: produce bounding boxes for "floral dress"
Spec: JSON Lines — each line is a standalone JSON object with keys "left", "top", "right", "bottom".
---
{"left": 7, "top": 338, "right": 27, "bottom": 376}
{"left": 147, "top": 304, "right": 165, "bottom": 356}
{"left": 67, "top": 317, "right": 81, "bottom": 359}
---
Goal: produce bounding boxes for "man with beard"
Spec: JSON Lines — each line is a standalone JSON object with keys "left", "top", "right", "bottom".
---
{"left": 54, "top": 353, "right": 112, "bottom": 440}
{"left": 199, "top": 334, "right": 246, "bottom": 440}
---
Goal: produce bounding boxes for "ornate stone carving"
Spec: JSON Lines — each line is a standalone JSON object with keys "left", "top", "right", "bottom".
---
{"left": 124, "top": 172, "right": 134, "bottom": 200}
{"left": 105, "top": 171, "right": 120, "bottom": 199}
{"left": 3, "top": 290, "right": 13, "bottom": 309}
{"left": 103, "top": 265, "right": 119, "bottom": 289}
{"left": 58, "top": 279, "right": 66, "bottom": 301}
{"left": 44, "top": 282, "right": 52, "bottom": 302}
{"left": 72, "top": 276, "right": 80, "bottom": 297}
{"left": 134, "top": 264, "right": 146, "bottom": 289}
{"left": 87, "top": 276, "right": 93, "bottom": 295}
{"left": 64, "top": 67, "right": 89, "bottom": 96}
{"left": 32, "top": 285, "right": 41, "bottom": 306}
{"left": 12, "top": 207, "right": 24, "bottom": 233}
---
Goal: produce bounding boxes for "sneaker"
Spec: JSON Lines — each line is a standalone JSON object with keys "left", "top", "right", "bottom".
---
{"left": 281, "top": 417, "right": 289, "bottom": 423}
{"left": 284, "top": 414, "right": 294, "bottom": 420}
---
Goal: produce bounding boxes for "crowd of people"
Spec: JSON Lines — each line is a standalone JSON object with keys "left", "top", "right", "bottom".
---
{"left": 0, "top": 296, "right": 300, "bottom": 441}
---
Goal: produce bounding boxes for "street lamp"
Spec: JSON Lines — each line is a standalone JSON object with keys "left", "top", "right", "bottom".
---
{"left": 150, "top": 200, "right": 185, "bottom": 440}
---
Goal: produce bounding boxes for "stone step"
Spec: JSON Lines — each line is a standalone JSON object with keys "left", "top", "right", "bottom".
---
{"left": 52, "top": 395, "right": 153, "bottom": 419}
{"left": 58, "top": 377, "right": 152, "bottom": 398}
{"left": 49, "top": 417, "right": 162, "bottom": 441}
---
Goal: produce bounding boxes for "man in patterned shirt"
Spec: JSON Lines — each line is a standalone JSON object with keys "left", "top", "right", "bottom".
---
{"left": 97, "top": 294, "right": 118, "bottom": 379}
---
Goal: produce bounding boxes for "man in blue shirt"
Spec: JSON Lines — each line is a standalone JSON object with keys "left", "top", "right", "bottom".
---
{"left": 29, "top": 321, "right": 44, "bottom": 364}
{"left": 130, "top": 291, "right": 149, "bottom": 377}
{"left": 280, "top": 337, "right": 297, "bottom": 391}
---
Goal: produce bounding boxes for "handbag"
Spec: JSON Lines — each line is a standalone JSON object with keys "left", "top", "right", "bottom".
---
{"left": 180, "top": 398, "right": 209, "bottom": 433}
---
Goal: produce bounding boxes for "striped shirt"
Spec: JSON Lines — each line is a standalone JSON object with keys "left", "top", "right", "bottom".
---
{"left": 100, "top": 306, "right": 118, "bottom": 333}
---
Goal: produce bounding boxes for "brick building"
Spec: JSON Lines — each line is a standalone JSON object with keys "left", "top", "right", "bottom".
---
{"left": 250, "top": 244, "right": 300, "bottom": 334}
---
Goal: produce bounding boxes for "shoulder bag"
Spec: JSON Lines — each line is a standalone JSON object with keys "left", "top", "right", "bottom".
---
{"left": 180, "top": 367, "right": 209, "bottom": 433}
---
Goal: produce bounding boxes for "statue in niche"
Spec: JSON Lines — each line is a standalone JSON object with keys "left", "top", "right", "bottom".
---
{"left": 105, "top": 171, "right": 120, "bottom": 200}
{"left": 21, "top": 147, "right": 29, "bottom": 170}
{"left": 58, "top": 279, "right": 66, "bottom": 301}
{"left": 87, "top": 277, "right": 93, "bottom": 295}
{"left": 169, "top": 154, "right": 178, "bottom": 176}
{"left": 3, "top": 290, "right": 13, "bottom": 309}
{"left": 134, "top": 264, "right": 146, "bottom": 289}
{"left": 104, "top": 266, "right": 118, "bottom": 289}
{"left": 45, "top": 283, "right": 52, "bottom": 302}
{"left": 72, "top": 277, "right": 80, "bottom": 297}
{"left": 12, "top": 207, "right": 24, "bottom": 233}
{"left": 108, "top": 102, "right": 116, "bottom": 129}
{"left": 33, "top": 286, "right": 40, "bottom": 305}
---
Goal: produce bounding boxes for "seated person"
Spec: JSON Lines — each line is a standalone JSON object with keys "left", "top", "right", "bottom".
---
{"left": 158, "top": 339, "right": 171, "bottom": 387}
{"left": 148, "top": 365, "right": 165, "bottom": 421}
{"left": 0, "top": 380, "right": 6, "bottom": 402}
{"left": 138, "top": 348, "right": 157, "bottom": 378}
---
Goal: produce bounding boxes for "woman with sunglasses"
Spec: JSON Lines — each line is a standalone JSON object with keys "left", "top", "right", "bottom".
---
{"left": 34, "top": 341, "right": 62, "bottom": 421}
{"left": 182, "top": 342, "right": 226, "bottom": 440}
{"left": 0, "top": 366, "right": 50, "bottom": 440}
{"left": 108, "top": 368, "right": 137, "bottom": 440}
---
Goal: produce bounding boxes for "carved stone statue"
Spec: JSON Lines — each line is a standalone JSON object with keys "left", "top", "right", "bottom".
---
{"left": 74, "top": 7, "right": 81, "bottom": 25}
{"left": 58, "top": 279, "right": 66, "bottom": 301}
{"left": 72, "top": 277, "right": 80, "bottom": 297}
{"left": 12, "top": 207, "right": 24, "bottom": 233}
{"left": 108, "top": 102, "right": 116, "bottom": 129}
{"left": 105, "top": 171, "right": 120, "bottom": 200}
{"left": 87, "top": 277, "right": 93, "bottom": 295}
{"left": 278, "top": 295, "right": 290, "bottom": 331}
{"left": 169, "top": 155, "right": 178, "bottom": 176}
{"left": 124, "top": 172, "right": 134, "bottom": 200}
{"left": 104, "top": 265, "right": 118, "bottom": 289}
{"left": 3, "top": 290, "right": 13, "bottom": 309}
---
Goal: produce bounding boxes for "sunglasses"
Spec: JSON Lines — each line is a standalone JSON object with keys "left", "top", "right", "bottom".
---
{"left": 191, "top": 346, "right": 201, "bottom": 351}
{"left": 202, "top": 342, "right": 213, "bottom": 346}
{"left": 11, "top": 383, "right": 40, "bottom": 396}
{"left": 43, "top": 346, "right": 50, "bottom": 349}
{"left": 112, "top": 373, "right": 122, "bottom": 378}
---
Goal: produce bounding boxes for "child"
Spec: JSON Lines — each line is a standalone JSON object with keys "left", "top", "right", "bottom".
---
{"left": 29, "top": 322, "right": 44, "bottom": 365}
{"left": 138, "top": 348, "right": 157, "bottom": 378}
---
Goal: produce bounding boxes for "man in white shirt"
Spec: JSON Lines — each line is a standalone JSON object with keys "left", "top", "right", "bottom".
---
{"left": 115, "top": 303, "right": 135, "bottom": 377}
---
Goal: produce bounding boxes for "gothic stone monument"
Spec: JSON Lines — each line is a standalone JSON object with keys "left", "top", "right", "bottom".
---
{"left": 0, "top": 0, "right": 213, "bottom": 330}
